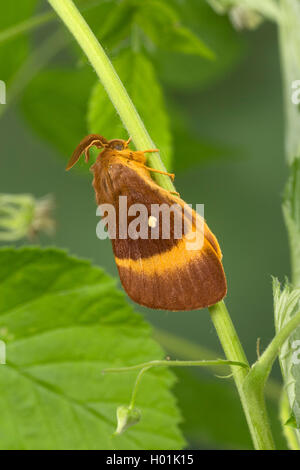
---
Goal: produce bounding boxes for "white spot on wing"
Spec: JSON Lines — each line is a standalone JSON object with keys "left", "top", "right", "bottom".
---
{"left": 148, "top": 215, "right": 157, "bottom": 228}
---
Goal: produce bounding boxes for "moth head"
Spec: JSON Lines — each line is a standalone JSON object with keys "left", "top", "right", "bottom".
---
{"left": 66, "top": 134, "right": 109, "bottom": 170}
{"left": 107, "top": 136, "right": 132, "bottom": 151}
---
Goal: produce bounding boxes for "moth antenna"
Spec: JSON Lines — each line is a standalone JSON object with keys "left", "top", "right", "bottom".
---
{"left": 66, "top": 134, "right": 109, "bottom": 170}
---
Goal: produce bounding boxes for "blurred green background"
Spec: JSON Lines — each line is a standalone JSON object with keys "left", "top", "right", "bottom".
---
{"left": 0, "top": 0, "right": 290, "bottom": 449}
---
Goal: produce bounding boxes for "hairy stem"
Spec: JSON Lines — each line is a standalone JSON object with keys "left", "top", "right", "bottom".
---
{"left": 104, "top": 358, "right": 249, "bottom": 412}
{"left": 103, "top": 358, "right": 249, "bottom": 374}
{"left": 252, "top": 309, "right": 300, "bottom": 381}
{"left": 243, "top": 308, "right": 300, "bottom": 449}
{"left": 0, "top": 11, "right": 54, "bottom": 44}
{"left": 209, "top": 301, "right": 275, "bottom": 449}
{"left": 154, "top": 327, "right": 282, "bottom": 401}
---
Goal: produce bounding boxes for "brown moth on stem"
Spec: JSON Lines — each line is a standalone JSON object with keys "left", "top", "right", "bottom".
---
{"left": 67, "top": 134, "right": 227, "bottom": 310}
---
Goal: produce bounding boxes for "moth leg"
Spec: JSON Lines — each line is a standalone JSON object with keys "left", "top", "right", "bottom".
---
{"left": 142, "top": 149, "right": 159, "bottom": 154}
{"left": 169, "top": 190, "right": 180, "bottom": 197}
{"left": 143, "top": 166, "right": 175, "bottom": 181}
{"left": 141, "top": 148, "right": 175, "bottom": 180}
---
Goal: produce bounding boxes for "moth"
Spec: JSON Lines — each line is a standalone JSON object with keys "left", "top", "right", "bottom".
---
{"left": 67, "top": 134, "right": 227, "bottom": 310}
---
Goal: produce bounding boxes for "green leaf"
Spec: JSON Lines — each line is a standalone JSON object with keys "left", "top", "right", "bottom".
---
{"left": 21, "top": 67, "right": 95, "bottom": 161}
{"left": 0, "top": 0, "right": 38, "bottom": 84}
{"left": 88, "top": 49, "right": 172, "bottom": 169}
{"left": 94, "top": 0, "right": 138, "bottom": 51}
{"left": 273, "top": 278, "right": 300, "bottom": 332}
{"left": 0, "top": 248, "right": 184, "bottom": 450}
{"left": 154, "top": 0, "right": 245, "bottom": 90}
{"left": 69, "top": 0, "right": 133, "bottom": 61}
{"left": 273, "top": 278, "right": 300, "bottom": 433}
{"left": 136, "top": 0, "right": 214, "bottom": 59}
{"left": 285, "top": 414, "right": 298, "bottom": 428}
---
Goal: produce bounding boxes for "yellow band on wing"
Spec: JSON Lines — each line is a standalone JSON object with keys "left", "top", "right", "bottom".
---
{"left": 115, "top": 235, "right": 214, "bottom": 275}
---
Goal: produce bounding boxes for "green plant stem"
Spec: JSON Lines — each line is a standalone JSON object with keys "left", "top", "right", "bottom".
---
{"left": 154, "top": 327, "right": 282, "bottom": 402}
{"left": 48, "top": 0, "right": 174, "bottom": 192}
{"left": 103, "top": 358, "right": 249, "bottom": 374}
{"left": 129, "top": 367, "right": 150, "bottom": 410}
{"left": 251, "top": 309, "right": 300, "bottom": 381}
{"left": 49, "top": 0, "right": 277, "bottom": 450}
{"left": 104, "top": 358, "right": 249, "bottom": 412}
{"left": 0, "top": 11, "right": 54, "bottom": 44}
{"left": 242, "top": 308, "right": 300, "bottom": 449}
{"left": 209, "top": 301, "right": 275, "bottom": 449}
